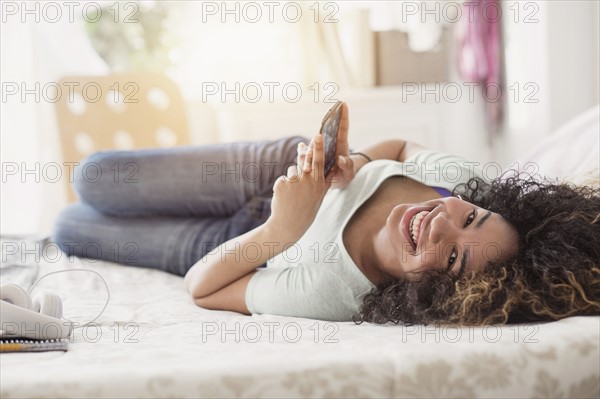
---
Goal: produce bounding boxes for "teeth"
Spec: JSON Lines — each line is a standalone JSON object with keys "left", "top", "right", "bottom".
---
{"left": 409, "top": 211, "right": 430, "bottom": 246}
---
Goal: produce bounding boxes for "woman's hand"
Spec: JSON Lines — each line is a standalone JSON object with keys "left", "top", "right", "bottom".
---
{"left": 300, "top": 102, "right": 356, "bottom": 190}
{"left": 266, "top": 134, "right": 332, "bottom": 243}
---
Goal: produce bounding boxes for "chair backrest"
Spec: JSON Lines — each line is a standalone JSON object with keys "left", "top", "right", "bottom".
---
{"left": 54, "top": 73, "right": 190, "bottom": 202}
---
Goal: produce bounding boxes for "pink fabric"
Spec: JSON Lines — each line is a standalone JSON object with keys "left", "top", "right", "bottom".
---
{"left": 456, "top": 0, "right": 503, "bottom": 135}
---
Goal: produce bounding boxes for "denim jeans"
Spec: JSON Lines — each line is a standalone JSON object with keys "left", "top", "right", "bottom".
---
{"left": 51, "top": 136, "right": 309, "bottom": 276}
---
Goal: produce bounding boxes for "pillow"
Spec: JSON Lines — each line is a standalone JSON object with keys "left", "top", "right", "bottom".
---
{"left": 514, "top": 105, "right": 599, "bottom": 183}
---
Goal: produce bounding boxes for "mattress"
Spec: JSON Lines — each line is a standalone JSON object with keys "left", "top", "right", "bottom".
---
{"left": 1, "top": 253, "right": 599, "bottom": 399}
{"left": 3, "top": 105, "right": 600, "bottom": 398}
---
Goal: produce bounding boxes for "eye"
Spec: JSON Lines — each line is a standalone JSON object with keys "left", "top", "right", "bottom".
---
{"left": 447, "top": 248, "right": 457, "bottom": 271}
{"left": 465, "top": 210, "right": 477, "bottom": 227}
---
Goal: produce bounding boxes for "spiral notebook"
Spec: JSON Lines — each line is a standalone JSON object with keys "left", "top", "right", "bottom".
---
{"left": 0, "top": 338, "right": 69, "bottom": 353}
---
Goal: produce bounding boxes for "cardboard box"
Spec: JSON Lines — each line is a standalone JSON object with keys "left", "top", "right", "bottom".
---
{"left": 375, "top": 29, "right": 450, "bottom": 85}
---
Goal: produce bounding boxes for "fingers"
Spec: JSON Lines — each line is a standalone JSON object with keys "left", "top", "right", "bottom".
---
{"left": 336, "top": 102, "right": 350, "bottom": 156}
{"left": 294, "top": 135, "right": 328, "bottom": 179}
{"left": 286, "top": 164, "right": 300, "bottom": 182}
{"left": 328, "top": 155, "right": 352, "bottom": 184}
{"left": 272, "top": 175, "right": 286, "bottom": 194}
{"left": 297, "top": 142, "right": 307, "bottom": 165}
{"left": 303, "top": 143, "right": 313, "bottom": 173}
{"left": 312, "top": 134, "right": 325, "bottom": 179}
{"left": 336, "top": 155, "right": 348, "bottom": 177}
{"left": 339, "top": 155, "right": 354, "bottom": 179}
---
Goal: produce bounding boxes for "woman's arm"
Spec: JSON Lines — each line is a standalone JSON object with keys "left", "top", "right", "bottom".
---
{"left": 345, "top": 140, "right": 428, "bottom": 176}
{"left": 356, "top": 139, "right": 426, "bottom": 163}
{"left": 184, "top": 223, "right": 293, "bottom": 299}
{"left": 186, "top": 133, "right": 331, "bottom": 303}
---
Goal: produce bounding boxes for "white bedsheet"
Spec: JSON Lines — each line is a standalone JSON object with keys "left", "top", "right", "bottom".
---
{"left": 3, "top": 105, "right": 600, "bottom": 398}
{"left": 1, "top": 255, "right": 599, "bottom": 398}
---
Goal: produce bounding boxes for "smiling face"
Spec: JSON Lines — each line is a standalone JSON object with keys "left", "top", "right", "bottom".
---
{"left": 384, "top": 196, "right": 519, "bottom": 280}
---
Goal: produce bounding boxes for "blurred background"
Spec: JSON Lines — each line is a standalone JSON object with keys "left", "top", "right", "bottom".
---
{"left": 1, "top": 0, "right": 599, "bottom": 235}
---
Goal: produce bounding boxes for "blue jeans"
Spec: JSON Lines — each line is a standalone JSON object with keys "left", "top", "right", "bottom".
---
{"left": 51, "top": 136, "right": 309, "bottom": 276}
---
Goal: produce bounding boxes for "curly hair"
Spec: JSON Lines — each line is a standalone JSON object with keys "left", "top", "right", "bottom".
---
{"left": 353, "top": 173, "right": 600, "bottom": 326}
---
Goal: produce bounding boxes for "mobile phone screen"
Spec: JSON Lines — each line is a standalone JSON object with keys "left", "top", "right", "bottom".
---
{"left": 319, "top": 101, "right": 343, "bottom": 176}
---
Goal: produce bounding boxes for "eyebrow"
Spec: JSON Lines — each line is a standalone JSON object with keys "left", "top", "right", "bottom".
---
{"left": 476, "top": 211, "right": 492, "bottom": 228}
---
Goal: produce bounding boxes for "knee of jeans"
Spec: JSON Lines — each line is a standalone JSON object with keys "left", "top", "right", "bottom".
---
{"left": 73, "top": 151, "right": 118, "bottom": 207}
{"left": 287, "top": 135, "right": 310, "bottom": 162}
{"left": 290, "top": 135, "right": 310, "bottom": 147}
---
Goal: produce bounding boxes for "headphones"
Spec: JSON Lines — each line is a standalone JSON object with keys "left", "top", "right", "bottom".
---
{"left": 0, "top": 269, "right": 109, "bottom": 340}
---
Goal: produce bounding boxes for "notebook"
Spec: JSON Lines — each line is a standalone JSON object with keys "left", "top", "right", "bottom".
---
{"left": 0, "top": 338, "right": 69, "bottom": 353}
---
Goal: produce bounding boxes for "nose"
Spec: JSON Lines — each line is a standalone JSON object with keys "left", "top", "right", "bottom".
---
{"left": 428, "top": 212, "right": 459, "bottom": 245}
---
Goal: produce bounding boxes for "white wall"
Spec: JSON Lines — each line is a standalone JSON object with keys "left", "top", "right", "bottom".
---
{"left": 1, "top": 16, "right": 108, "bottom": 236}
{"left": 0, "top": 19, "right": 42, "bottom": 236}
{"left": 499, "top": 0, "right": 600, "bottom": 167}
{"left": 2, "top": 0, "right": 598, "bottom": 236}
{"left": 189, "top": 84, "right": 490, "bottom": 163}
{"left": 547, "top": 0, "right": 599, "bottom": 130}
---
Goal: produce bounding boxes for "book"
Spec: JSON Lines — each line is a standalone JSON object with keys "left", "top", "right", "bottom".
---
{"left": 0, "top": 338, "right": 69, "bottom": 353}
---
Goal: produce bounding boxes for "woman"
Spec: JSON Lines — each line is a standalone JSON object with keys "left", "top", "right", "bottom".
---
{"left": 52, "top": 103, "right": 600, "bottom": 325}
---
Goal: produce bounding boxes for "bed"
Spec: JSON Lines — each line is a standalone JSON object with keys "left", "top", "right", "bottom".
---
{"left": 2, "top": 106, "right": 599, "bottom": 398}
{"left": 1, "top": 254, "right": 599, "bottom": 398}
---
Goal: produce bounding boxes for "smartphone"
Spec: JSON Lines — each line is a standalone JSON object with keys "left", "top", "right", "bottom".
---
{"left": 319, "top": 101, "right": 343, "bottom": 177}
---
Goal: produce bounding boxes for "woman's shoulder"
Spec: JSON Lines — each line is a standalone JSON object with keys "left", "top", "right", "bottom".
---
{"left": 360, "top": 150, "right": 485, "bottom": 188}
{"left": 418, "top": 150, "right": 484, "bottom": 184}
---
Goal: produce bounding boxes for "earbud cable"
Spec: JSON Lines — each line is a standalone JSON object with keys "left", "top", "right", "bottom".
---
{"left": 28, "top": 268, "right": 110, "bottom": 329}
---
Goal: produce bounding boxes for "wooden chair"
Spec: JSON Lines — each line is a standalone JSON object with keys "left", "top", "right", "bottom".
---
{"left": 54, "top": 73, "right": 190, "bottom": 202}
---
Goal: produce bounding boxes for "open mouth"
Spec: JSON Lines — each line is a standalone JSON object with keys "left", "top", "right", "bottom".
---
{"left": 401, "top": 206, "right": 436, "bottom": 251}
{"left": 408, "top": 210, "right": 430, "bottom": 248}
